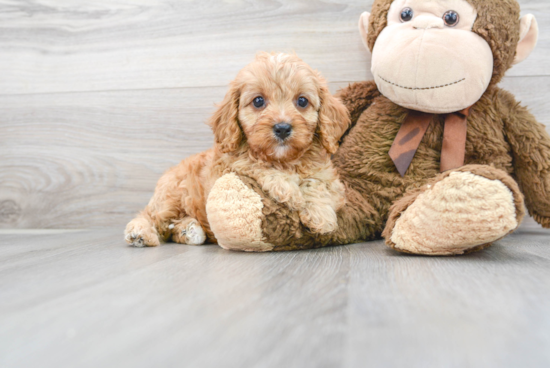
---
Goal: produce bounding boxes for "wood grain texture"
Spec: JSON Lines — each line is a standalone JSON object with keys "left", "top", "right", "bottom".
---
{"left": 0, "top": 0, "right": 549, "bottom": 229}
{"left": 0, "top": 229, "right": 549, "bottom": 368}
{"left": 0, "top": 86, "right": 217, "bottom": 228}
{"left": 0, "top": 0, "right": 371, "bottom": 94}
{"left": 0, "top": 0, "right": 547, "bottom": 95}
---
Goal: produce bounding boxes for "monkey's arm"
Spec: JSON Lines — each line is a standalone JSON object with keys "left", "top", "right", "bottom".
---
{"left": 336, "top": 80, "right": 380, "bottom": 128}
{"left": 501, "top": 92, "right": 550, "bottom": 227}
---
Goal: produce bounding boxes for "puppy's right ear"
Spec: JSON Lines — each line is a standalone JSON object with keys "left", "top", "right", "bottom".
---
{"left": 209, "top": 82, "right": 244, "bottom": 153}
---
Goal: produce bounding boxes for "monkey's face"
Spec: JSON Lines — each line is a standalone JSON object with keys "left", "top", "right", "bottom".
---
{"left": 370, "top": 0, "right": 493, "bottom": 114}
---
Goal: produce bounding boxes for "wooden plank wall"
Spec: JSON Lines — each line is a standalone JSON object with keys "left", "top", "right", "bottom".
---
{"left": 0, "top": 0, "right": 548, "bottom": 229}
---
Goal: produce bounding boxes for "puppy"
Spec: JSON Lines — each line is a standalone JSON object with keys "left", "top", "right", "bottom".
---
{"left": 125, "top": 52, "right": 350, "bottom": 247}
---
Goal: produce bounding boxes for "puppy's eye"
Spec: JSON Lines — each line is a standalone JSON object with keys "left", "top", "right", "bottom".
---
{"left": 253, "top": 96, "right": 265, "bottom": 108}
{"left": 400, "top": 7, "right": 413, "bottom": 22}
{"left": 443, "top": 10, "right": 459, "bottom": 27}
{"left": 297, "top": 97, "right": 309, "bottom": 108}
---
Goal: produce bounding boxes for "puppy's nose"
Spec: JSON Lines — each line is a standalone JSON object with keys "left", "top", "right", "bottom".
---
{"left": 273, "top": 123, "right": 292, "bottom": 140}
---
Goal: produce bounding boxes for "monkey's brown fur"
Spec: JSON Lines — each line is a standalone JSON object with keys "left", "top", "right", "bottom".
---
{"left": 221, "top": 0, "right": 550, "bottom": 252}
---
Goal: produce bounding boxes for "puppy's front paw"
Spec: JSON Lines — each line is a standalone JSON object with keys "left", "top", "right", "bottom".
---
{"left": 124, "top": 218, "right": 160, "bottom": 247}
{"left": 299, "top": 204, "right": 338, "bottom": 234}
{"left": 171, "top": 218, "right": 206, "bottom": 245}
{"left": 261, "top": 174, "right": 304, "bottom": 210}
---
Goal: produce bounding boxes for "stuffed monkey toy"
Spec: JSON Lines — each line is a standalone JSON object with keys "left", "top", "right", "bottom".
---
{"left": 206, "top": 0, "right": 548, "bottom": 255}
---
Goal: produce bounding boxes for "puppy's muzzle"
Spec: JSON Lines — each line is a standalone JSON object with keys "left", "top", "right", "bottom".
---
{"left": 273, "top": 123, "right": 292, "bottom": 141}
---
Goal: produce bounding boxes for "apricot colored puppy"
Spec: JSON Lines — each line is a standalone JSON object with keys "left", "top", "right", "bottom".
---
{"left": 125, "top": 52, "right": 350, "bottom": 248}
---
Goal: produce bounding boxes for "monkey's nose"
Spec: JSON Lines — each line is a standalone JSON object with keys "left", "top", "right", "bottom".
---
{"left": 412, "top": 15, "right": 444, "bottom": 30}
{"left": 273, "top": 123, "right": 292, "bottom": 140}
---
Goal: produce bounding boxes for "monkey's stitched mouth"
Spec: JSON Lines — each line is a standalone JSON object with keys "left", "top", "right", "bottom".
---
{"left": 378, "top": 75, "right": 466, "bottom": 90}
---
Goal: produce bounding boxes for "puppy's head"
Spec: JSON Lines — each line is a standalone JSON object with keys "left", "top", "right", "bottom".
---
{"left": 210, "top": 52, "right": 350, "bottom": 163}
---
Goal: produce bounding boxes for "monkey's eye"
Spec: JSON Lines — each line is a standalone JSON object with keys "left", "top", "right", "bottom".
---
{"left": 400, "top": 8, "right": 414, "bottom": 22}
{"left": 297, "top": 96, "right": 309, "bottom": 108}
{"left": 253, "top": 96, "right": 265, "bottom": 108}
{"left": 443, "top": 10, "right": 459, "bottom": 27}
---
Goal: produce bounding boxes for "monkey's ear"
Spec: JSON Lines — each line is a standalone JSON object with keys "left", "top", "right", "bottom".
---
{"left": 358, "top": 12, "right": 371, "bottom": 50}
{"left": 513, "top": 14, "right": 538, "bottom": 65}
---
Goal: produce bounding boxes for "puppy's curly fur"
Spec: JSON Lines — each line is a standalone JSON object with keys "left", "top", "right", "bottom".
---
{"left": 125, "top": 52, "right": 350, "bottom": 247}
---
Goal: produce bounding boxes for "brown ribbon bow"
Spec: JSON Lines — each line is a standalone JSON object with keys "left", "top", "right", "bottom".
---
{"left": 388, "top": 107, "right": 471, "bottom": 177}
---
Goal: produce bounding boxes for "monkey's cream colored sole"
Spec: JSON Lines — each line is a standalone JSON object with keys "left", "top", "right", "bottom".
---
{"left": 389, "top": 171, "right": 519, "bottom": 256}
{"left": 207, "top": 173, "right": 274, "bottom": 252}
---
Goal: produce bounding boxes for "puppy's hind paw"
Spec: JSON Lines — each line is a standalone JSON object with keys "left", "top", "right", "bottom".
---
{"left": 124, "top": 218, "right": 160, "bottom": 247}
{"left": 171, "top": 218, "right": 206, "bottom": 245}
{"left": 186, "top": 221, "right": 206, "bottom": 245}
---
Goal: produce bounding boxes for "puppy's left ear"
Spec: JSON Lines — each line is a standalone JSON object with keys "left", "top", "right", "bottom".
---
{"left": 318, "top": 84, "right": 351, "bottom": 154}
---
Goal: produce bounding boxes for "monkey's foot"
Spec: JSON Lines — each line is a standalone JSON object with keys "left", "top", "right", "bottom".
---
{"left": 124, "top": 218, "right": 161, "bottom": 247}
{"left": 383, "top": 165, "right": 525, "bottom": 256}
{"left": 206, "top": 173, "right": 274, "bottom": 252}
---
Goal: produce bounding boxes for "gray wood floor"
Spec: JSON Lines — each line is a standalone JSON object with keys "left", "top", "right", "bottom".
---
{"left": 1, "top": 228, "right": 549, "bottom": 368}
